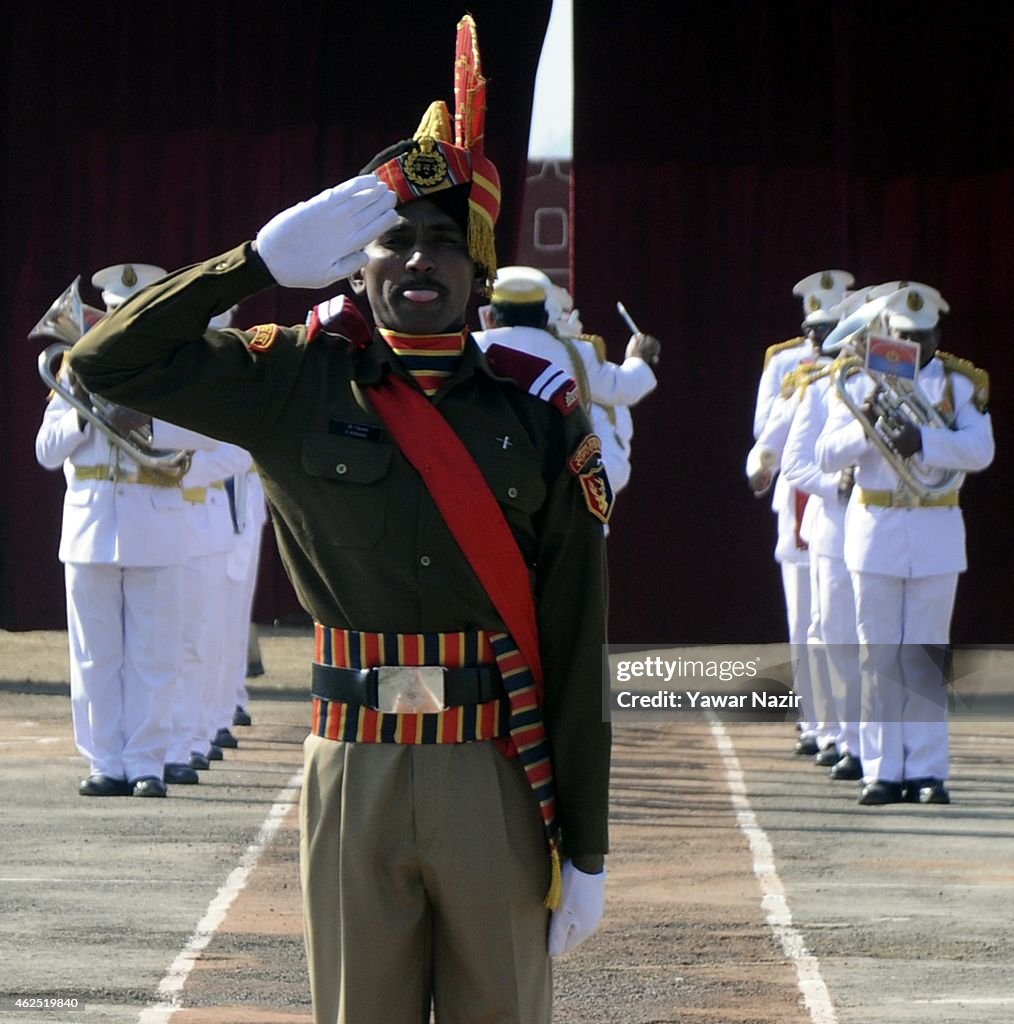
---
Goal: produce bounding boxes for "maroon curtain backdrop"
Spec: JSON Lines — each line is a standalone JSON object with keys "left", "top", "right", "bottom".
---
{"left": 2, "top": 2, "right": 551, "bottom": 629}
{"left": 573, "top": 2, "right": 1014, "bottom": 643}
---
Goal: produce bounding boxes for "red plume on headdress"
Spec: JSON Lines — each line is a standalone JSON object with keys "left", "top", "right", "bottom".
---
{"left": 454, "top": 14, "right": 500, "bottom": 280}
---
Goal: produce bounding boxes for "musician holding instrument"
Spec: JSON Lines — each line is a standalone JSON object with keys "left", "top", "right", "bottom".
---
{"left": 33, "top": 263, "right": 222, "bottom": 798}
{"left": 815, "top": 285, "right": 994, "bottom": 806}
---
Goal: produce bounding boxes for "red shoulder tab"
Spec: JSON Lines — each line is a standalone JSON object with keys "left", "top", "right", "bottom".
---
{"left": 306, "top": 294, "right": 372, "bottom": 349}
{"left": 483, "top": 342, "right": 581, "bottom": 416}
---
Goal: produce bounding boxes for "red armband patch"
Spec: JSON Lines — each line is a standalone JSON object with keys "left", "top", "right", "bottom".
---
{"left": 247, "top": 323, "right": 279, "bottom": 353}
{"left": 568, "top": 434, "right": 613, "bottom": 524}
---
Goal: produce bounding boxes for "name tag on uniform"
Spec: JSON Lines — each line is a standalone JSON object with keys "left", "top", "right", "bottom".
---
{"left": 329, "top": 419, "right": 386, "bottom": 442}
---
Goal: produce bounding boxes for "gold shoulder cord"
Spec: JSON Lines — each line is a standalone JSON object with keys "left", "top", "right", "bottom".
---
{"left": 937, "top": 351, "right": 990, "bottom": 412}
{"left": 763, "top": 336, "right": 805, "bottom": 371}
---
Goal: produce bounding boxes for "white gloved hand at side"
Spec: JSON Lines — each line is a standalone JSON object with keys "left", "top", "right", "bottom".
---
{"left": 254, "top": 174, "right": 399, "bottom": 289}
{"left": 548, "top": 861, "right": 606, "bottom": 956}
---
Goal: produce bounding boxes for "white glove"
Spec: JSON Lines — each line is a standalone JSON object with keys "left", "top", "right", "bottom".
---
{"left": 548, "top": 861, "right": 606, "bottom": 956}
{"left": 254, "top": 174, "right": 399, "bottom": 289}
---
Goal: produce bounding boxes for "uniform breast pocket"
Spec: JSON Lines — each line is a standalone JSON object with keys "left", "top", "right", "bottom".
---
{"left": 301, "top": 433, "right": 393, "bottom": 548}
{"left": 476, "top": 452, "right": 547, "bottom": 518}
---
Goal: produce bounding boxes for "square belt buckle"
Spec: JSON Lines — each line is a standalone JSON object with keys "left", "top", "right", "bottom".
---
{"left": 376, "top": 666, "right": 446, "bottom": 713}
{"left": 892, "top": 488, "right": 920, "bottom": 509}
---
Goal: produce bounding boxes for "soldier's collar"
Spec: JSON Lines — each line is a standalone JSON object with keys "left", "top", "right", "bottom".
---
{"left": 352, "top": 329, "right": 492, "bottom": 387}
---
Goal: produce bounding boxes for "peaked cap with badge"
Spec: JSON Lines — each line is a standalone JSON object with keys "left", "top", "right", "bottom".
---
{"left": 91, "top": 263, "right": 167, "bottom": 311}
{"left": 792, "top": 269, "right": 855, "bottom": 326}
{"left": 362, "top": 15, "right": 501, "bottom": 288}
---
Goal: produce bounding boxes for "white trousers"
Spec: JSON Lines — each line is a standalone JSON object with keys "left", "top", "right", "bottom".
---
{"left": 223, "top": 530, "right": 264, "bottom": 718}
{"left": 65, "top": 561, "right": 183, "bottom": 780}
{"left": 808, "top": 554, "right": 861, "bottom": 756}
{"left": 781, "top": 560, "right": 815, "bottom": 735}
{"left": 167, "top": 550, "right": 229, "bottom": 763}
{"left": 851, "top": 570, "right": 957, "bottom": 783}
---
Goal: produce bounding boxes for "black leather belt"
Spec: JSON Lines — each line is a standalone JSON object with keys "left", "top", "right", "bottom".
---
{"left": 311, "top": 662, "right": 503, "bottom": 709}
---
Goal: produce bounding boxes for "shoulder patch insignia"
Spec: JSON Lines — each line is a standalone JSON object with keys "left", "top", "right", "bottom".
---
{"left": 568, "top": 434, "right": 613, "bottom": 524}
{"left": 247, "top": 323, "right": 279, "bottom": 353}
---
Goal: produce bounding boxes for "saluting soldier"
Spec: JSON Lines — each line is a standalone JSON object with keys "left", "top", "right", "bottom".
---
{"left": 815, "top": 285, "right": 994, "bottom": 805}
{"left": 68, "top": 17, "right": 609, "bottom": 1024}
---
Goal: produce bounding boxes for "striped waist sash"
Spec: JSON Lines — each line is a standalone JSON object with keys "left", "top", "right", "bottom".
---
{"left": 311, "top": 625, "right": 509, "bottom": 744}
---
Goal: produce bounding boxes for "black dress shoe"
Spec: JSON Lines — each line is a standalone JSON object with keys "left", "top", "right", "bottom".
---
{"left": 858, "top": 780, "right": 904, "bottom": 805}
{"left": 233, "top": 705, "right": 252, "bottom": 727}
{"left": 79, "top": 773, "right": 131, "bottom": 797}
{"left": 904, "top": 777, "right": 951, "bottom": 804}
{"left": 189, "top": 751, "right": 211, "bottom": 771}
{"left": 214, "top": 728, "right": 239, "bottom": 749}
{"left": 794, "top": 737, "right": 819, "bottom": 756}
{"left": 131, "top": 776, "right": 168, "bottom": 798}
{"left": 164, "top": 763, "right": 200, "bottom": 785}
{"left": 829, "top": 753, "right": 863, "bottom": 780}
{"left": 207, "top": 744, "right": 224, "bottom": 761}
{"left": 814, "top": 744, "right": 840, "bottom": 766}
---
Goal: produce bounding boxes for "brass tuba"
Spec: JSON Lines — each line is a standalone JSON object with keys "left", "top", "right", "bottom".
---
{"left": 31, "top": 279, "right": 192, "bottom": 481}
{"left": 831, "top": 354, "right": 964, "bottom": 501}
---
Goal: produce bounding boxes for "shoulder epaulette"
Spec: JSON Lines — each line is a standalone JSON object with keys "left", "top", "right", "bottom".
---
{"left": 763, "top": 336, "right": 806, "bottom": 371}
{"left": 305, "top": 294, "right": 372, "bottom": 349}
{"left": 780, "top": 360, "right": 832, "bottom": 399}
{"left": 483, "top": 342, "right": 582, "bottom": 416}
{"left": 577, "top": 333, "right": 608, "bottom": 364}
{"left": 937, "top": 351, "right": 990, "bottom": 412}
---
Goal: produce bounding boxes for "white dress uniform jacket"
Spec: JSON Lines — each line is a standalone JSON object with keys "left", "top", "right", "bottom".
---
{"left": 815, "top": 357, "right": 994, "bottom": 577}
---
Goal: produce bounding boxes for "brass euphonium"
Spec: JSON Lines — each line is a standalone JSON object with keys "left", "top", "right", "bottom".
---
{"left": 830, "top": 353, "right": 964, "bottom": 503}
{"left": 31, "top": 278, "right": 192, "bottom": 481}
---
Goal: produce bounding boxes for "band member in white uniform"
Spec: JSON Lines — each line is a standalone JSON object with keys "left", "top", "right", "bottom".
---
{"left": 748, "top": 270, "right": 853, "bottom": 755}
{"left": 222, "top": 465, "right": 268, "bottom": 730}
{"left": 815, "top": 285, "right": 994, "bottom": 805}
{"left": 34, "top": 262, "right": 218, "bottom": 797}
{"left": 166, "top": 438, "right": 253, "bottom": 782}
{"left": 474, "top": 266, "right": 660, "bottom": 499}
{"left": 781, "top": 339, "right": 863, "bottom": 780}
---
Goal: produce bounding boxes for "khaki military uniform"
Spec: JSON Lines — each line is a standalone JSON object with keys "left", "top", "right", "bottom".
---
{"left": 70, "top": 242, "right": 610, "bottom": 1024}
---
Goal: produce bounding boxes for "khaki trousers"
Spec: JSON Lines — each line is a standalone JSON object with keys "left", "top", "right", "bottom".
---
{"left": 300, "top": 734, "right": 552, "bottom": 1024}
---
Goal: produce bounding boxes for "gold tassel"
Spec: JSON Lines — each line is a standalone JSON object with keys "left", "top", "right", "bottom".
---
{"left": 543, "top": 844, "right": 563, "bottom": 910}
{"left": 468, "top": 204, "right": 497, "bottom": 288}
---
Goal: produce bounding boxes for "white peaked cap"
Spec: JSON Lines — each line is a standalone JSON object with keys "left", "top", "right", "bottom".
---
{"left": 792, "top": 269, "right": 856, "bottom": 325}
{"left": 91, "top": 263, "right": 167, "bottom": 310}
{"left": 883, "top": 285, "right": 950, "bottom": 331}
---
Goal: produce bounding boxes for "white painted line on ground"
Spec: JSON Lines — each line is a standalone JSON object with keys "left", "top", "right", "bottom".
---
{"left": 136, "top": 769, "right": 303, "bottom": 1024}
{"left": 708, "top": 715, "right": 838, "bottom": 1024}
